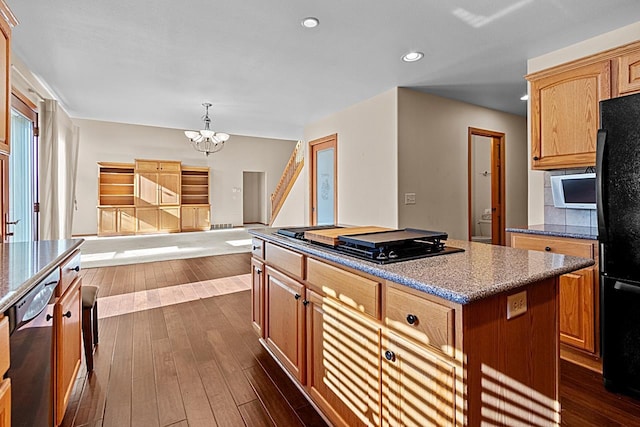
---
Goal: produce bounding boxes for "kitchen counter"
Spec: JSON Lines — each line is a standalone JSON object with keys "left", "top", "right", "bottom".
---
{"left": 0, "top": 239, "right": 84, "bottom": 312}
{"left": 506, "top": 224, "right": 598, "bottom": 240}
{"left": 249, "top": 227, "right": 594, "bottom": 304}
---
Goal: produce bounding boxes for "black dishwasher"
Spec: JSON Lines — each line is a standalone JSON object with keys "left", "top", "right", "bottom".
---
{"left": 5, "top": 268, "right": 59, "bottom": 427}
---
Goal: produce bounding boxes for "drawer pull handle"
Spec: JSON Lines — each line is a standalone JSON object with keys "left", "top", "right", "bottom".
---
{"left": 294, "top": 294, "right": 301, "bottom": 300}
{"left": 406, "top": 314, "right": 418, "bottom": 325}
{"left": 46, "top": 314, "right": 53, "bottom": 322}
{"left": 71, "top": 265, "right": 80, "bottom": 272}
{"left": 384, "top": 350, "right": 396, "bottom": 362}
{"left": 544, "top": 246, "right": 551, "bottom": 252}
{"left": 252, "top": 245, "right": 260, "bottom": 251}
{"left": 63, "top": 311, "right": 72, "bottom": 318}
{"left": 302, "top": 299, "right": 310, "bottom": 306}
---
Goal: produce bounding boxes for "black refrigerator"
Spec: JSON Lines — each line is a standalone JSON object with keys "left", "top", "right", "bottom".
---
{"left": 598, "top": 91, "right": 640, "bottom": 397}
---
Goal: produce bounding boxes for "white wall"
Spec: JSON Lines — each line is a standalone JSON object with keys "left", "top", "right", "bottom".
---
{"left": 73, "top": 119, "right": 296, "bottom": 235}
{"left": 527, "top": 21, "right": 640, "bottom": 225}
{"left": 302, "top": 88, "right": 398, "bottom": 228}
{"left": 397, "top": 88, "right": 528, "bottom": 240}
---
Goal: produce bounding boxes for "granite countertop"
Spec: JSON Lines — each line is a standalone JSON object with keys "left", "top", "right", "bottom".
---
{"left": 250, "top": 228, "right": 594, "bottom": 305}
{"left": 0, "top": 239, "right": 84, "bottom": 312}
{"left": 506, "top": 224, "right": 598, "bottom": 240}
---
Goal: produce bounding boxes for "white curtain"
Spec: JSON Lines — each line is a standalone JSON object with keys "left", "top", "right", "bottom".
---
{"left": 40, "top": 99, "right": 80, "bottom": 240}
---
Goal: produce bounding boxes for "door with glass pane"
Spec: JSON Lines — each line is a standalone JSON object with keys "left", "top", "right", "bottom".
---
{"left": 310, "top": 134, "right": 337, "bottom": 226}
{"left": 7, "top": 93, "right": 38, "bottom": 241}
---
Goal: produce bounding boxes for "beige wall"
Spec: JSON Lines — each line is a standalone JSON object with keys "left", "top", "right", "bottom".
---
{"left": 74, "top": 119, "right": 295, "bottom": 235}
{"left": 302, "top": 88, "right": 399, "bottom": 228}
{"left": 527, "top": 21, "right": 640, "bottom": 225}
{"left": 397, "top": 88, "right": 528, "bottom": 240}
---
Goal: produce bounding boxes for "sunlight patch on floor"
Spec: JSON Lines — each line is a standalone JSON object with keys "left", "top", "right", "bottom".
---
{"left": 97, "top": 274, "right": 251, "bottom": 318}
{"left": 226, "top": 239, "right": 252, "bottom": 246}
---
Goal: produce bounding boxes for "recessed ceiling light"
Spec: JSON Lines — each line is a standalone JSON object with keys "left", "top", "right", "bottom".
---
{"left": 520, "top": 94, "right": 529, "bottom": 101}
{"left": 301, "top": 17, "right": 319, "bottom": 28}
{"left": 402, "top": 51, "right": 424, "bottom": 62}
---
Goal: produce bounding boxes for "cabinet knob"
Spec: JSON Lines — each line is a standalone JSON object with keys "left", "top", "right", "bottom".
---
{"left": 63, "top": 311, "right": 72, "bottom": 318}
{"left": 46, "top": 314, "right": 53, "bottom": 322}
{"left": 256, "top": 268, "right": 262, "bottom": 275}
{"left": 294, "top": 294, "right": 301, "bottom": 300}
{"left": 71, "top": 265, "right": 80, "bottom": 272}
{"left": 384, "top": 350, "right": 396, "bottom": 362}
{"left": 533, "top": 156, "right": 540, "bottom": 161}
{"left": 545, "top": 246, "right": 551, "bottom": 252}
{"left": 252, "top": 245, "right": 260, "bottom": 251}
{"left": 303, "top": 299, "right": 310, "bottom": 306}
{"left": 406, "top": 314, "right": 418, "bottom": 325}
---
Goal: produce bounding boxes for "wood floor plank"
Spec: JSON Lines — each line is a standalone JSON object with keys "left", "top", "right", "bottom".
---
{"left": 102, "top": 313, "right": 134, "bottom": 427}
{"left": 152, "top": 337, "right": 186, "bottom": 426}
{"left": 131, "top": 310, "right": 160, "bottom": 427}
{"left": 172, "top": 349, "right": 219, "bottom": 427}
{"left": 238, "top": 399, "right": 276, "bottom": 427}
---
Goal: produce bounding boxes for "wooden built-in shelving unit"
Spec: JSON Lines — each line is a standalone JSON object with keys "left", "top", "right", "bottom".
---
{"left": 98, "top": 164, "right": 135, "bottom": 206}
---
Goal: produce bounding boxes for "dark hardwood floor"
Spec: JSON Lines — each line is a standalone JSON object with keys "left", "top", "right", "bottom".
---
{"left": 66, "top": 253, "right": 640, "bottom": 426}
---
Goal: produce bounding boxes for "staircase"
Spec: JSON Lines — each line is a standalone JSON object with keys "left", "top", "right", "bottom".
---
{"left": 270, "top": 140, "right": 304, "bottom": 225}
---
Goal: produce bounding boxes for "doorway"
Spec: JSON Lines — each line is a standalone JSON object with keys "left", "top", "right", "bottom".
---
{"left": 6, "top": 92, "right": 39, "bottom": 242}
{"left": 467, "top": 127, "right": 505, "bottom": 245}
{"left": 309, "top": 134, "right": 337, "bottom": 226}
{"left": 243, "top": 171, "right": 267, "bottom": 225}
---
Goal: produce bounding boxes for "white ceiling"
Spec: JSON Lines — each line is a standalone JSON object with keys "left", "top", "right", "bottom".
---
{"left": 7, "top": 0, "right": 640, "bottom": 140}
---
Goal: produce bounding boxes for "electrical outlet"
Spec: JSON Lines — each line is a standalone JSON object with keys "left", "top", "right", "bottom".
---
{"left": 404, "top": 193, "right": 416, "bottom": 205}
{"left": 507, "top": 290, "right": 527, "bottom": 320}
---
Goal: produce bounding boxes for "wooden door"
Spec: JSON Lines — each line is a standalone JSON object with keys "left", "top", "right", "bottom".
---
{"left": 0, "top": 11, "right": 12, "bottom": 154}
{"left": 0, "top": 153, "right": 6, "bottom": 241}
{"left": 134, "top": 160, "right": 158, "bottom": 172}
{"left": 381, "top": 331, "right": 458, "bottom": 427}
{"left": 265, "top": 266, "right": 305, "bottom": 382}
{"left": 310, "top": 134, "right": 337, "bottom": 226}
{"left": 251, "top": 258, "right": 264, "bottom": 337}
{"left": 559, "top": 267, "right": 595, "bottom": 352}
{"left": 136, "top": 207, "right": 159, "bottom": 233}
{"left": 136, "top": 172, "right": 158, "bottom": 206}
{"left": 54, "top": 278, "right": 82, "bottom": 426}
{"left": 306, "top": 291, "right": 381, "bottom": 427}
{"left": 530, "top": 60, "right": 611, "bottom": 169}
{"left": 181, "top": 206, "right": 196, "bottom": 230}
{"left": 97, "top": 207, "right": 117, "bottom": 235}
{"left": 158, "top": 173, "right": 180, "bottom": 205}
{"left": 615, "top": 50, "right": 640, "bottom": 96}
{"left": 159, "top": 161, "right": 181, "bottom": 172}
{"left": 118, "top": 207, "right": 136, "bottom": 234}
{"left": 159, "top": 207, "right": 180, "bottom": 232}
{"left": 195, "top": 206, "right": 210, "bottom": 229}
{"left": 0, "top": 379, "right": 10, "bottom": 427}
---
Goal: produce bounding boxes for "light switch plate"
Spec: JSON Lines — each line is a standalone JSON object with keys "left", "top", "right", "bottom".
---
{"left": 507, "top": 290, "right": 527, "bottom": 320}
{"left": 404, "top": 193, "right": 416, "bottom": 205}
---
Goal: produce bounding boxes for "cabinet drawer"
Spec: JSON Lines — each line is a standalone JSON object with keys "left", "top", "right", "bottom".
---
{"left": 58, "top": 250, "right": 81, "bottom": 297}
{"left": 0, "top": 316, "right": 8, "bottom": 376}
{"left": 306, "top": 258, "right": 380, "bottom": 319}
{"left": 385, "top": 286, "right": 455, "bottom": 357}
{"left": 265, "top": 243, "right": 304, "bottom": 279}
{"left": 511, "top": 234, "right": 594, "bottom": 259}
{"left": 251, "top": 238, "right": 265, "bottom": 259}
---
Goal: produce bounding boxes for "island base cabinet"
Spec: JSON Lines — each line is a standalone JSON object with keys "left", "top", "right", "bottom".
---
{"left": 0, "top": 379, "right": 9, "bottom": 427}
{"left": 264, "top": 266, "right": 305, "bottom": 383}
{"left": 54, "top": 277, "right": 82, "bottom": 426}
{"left": 559, "top": 267, "right": 595, "bottom": 352}
{"left": 381, "top": 331, "right": 459, "bottom": 427}
{"left": 306, "top": 291, "right": 381, "bottom": 427}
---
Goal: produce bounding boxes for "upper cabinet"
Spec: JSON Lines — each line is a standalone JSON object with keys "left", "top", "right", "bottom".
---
{"left": 527, "top": 41, "right": 640, "bottom": 170}
{"left": 0, "top": 2, "right": 17, "bottom": 155}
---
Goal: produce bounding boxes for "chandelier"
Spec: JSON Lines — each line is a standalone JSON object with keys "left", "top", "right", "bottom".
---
{"left": 184, "top": 103, "right": 230, "bottom": 156}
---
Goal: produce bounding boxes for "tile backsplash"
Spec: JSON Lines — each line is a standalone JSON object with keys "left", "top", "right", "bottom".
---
{"left": 544, "top": 169, "right": 597, "bottom": 227}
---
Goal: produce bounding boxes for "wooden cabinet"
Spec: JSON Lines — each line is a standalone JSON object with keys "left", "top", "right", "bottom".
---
{"left": 181, "top": 205, "right": 210, "bottom": 231}
{"left": 159, "top": 206, "right": 180, "bottom": 232}
{"left": 54, "top": 276, "right": 82, "bottom": 425}
{"left": 135, "top": 206, "right": 159, "bottom": 234}
{"left": 0, "top": 378, "right": 9, "bottom": 427}
{"left": 306, "top": 290, "right": 381, "bottom": 427}
{"left": 264, "top": 266, "right": 305, "bottom": 382}
{"left": 98, "top": 163, "right": 135, "bottom": 206}
{"left": 0, "top": 4, "right": 16, "bottom": 154}
{"left": 381, "top": 331, "right": 458, "bottom": 427}
{"left": 528, "top": 60, "right": 611, "bottom": 170}
{"left": 251, "top": 258, "right": 265, "bottom": 337}
{"left": 511, "top": 232, "right": 599, "bottom": 366}
{"left": 614, "top": 50, "right": 640, "bottom": 96}
{"left": 97, "top": 207, "right": 135, "bottom": 236}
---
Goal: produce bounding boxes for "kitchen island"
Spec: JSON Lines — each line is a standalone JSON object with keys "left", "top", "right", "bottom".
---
{"left": 249, "top": 227, "right": 594, "bottom": 426}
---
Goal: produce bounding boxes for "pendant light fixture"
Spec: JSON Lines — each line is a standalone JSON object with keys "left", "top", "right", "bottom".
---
{"left": 184, "top": 103, "right": 230, "bottom": 156}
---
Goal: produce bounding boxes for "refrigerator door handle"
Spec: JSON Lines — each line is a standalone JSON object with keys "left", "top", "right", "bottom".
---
{"left": 596, "top": 129, "right": 607, "bottom": 242}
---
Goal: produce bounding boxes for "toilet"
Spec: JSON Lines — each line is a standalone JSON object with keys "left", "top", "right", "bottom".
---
{"left": 471, "top": 219, "right": 492, "bottom": 244}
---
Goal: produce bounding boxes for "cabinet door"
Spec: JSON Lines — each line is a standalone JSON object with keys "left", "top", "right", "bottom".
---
{"left": 181, "top": 206, "right": 196, "bottom": 230}
{"left": 616, "top": 50, "right": 640, "bottom": 96}
{"left": 0, "top": 378, "right": 9, "bottom": 427}
{"left": 530, "top": 60, "right": 611, "bottom": 169}
{"left": 97, "top": 207, "right": 118, "bottom": 235}
{"left": 306, "top": 291, "right": 381, "bottom": 427}
{"left": 136, "top": 207, "right": 159, "bottom": 233}
{"left": 559, "top": 267, "right": 595, "bottom": 352}
{"left": 159, "top": 161, "right": 181, "bottom": 172}
{"left": 381, "top": 331, "right": 459, "bottom": 427}
{"left": 54, "top": 278, "right": 82, "bottom": 426}
{"left": 159, "top": 207, "right": 180, "bottom": 232}
{"left": 251, "top": 258, "right": 264, "bottom": 337}
{"left": 195, "top": 206, "right": 210, "bottom": 229}
{"left": 118, "top": 207, "right": 136, "bottom": 234}
{"left": 158, "top": 173, "right": 180, "bottom": 205}
{"left": 265, "top": 266, "right": 305, "bottom": 382}
{"left": 0, "top": 16, "right": 10, "bottom": 154}
{"left": 134, "top": 160, "right": 158, "bottom": 172}
{"left": 136, "top": 172, "right": 159, "bottom": 206}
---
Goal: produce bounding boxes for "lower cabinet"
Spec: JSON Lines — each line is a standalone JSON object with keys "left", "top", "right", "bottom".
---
{"left": 381, "top": 331, "right": 458, "bottom": 427}
{"left": 306, "top": 290, "right": 381, "bottom": 427}
{"left": 181, "top": 205, "right": 210, "bottom": 231}
{"left": 264, "top": 266, "right": 305, "bottom": 382}
{"left": 0, "top": 379, "right": 9, "bottom": 427}
{"left": 559, "top": 266, "right": 595, "bottom": 352}
{"left": 251, "top": 258, "right": 264, "bottom": 337}
{"left": 97, "top": 207, "right": 135, "bottom": 236}
{"left": 136, "top": 207, "right": 159, "bottom": 233}
{"left": 54, "top": 277, "right": 82, "bottom": 425}
{"left": 159, "top": 206, "right": 181, "bottom": 232}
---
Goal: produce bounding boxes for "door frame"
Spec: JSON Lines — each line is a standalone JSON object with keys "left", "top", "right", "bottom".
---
{"left": 467, "top": 127, "right": 506, "bottom": 245}
{"left": 309, "top": 134, "right": 337, "bottom": 226}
